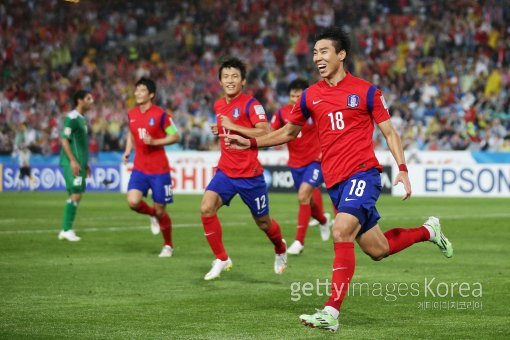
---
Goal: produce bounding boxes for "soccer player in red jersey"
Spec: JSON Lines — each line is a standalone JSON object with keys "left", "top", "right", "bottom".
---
{"left": 123, "top": 78, "right": 180, "bottom": 258}
{"left": 270, "top": 78, "right": 332, "bottom": 254}
{"left": 201, "top": 57, "right": 287, "bottom": 280}
{"left": 223, "top": 27, "right": 453, "bottom": 332}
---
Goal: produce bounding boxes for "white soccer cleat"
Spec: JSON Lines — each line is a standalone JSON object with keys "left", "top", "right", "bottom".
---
{"left": 274, "top": 240, "right": 288, "bottom": 274}
{"left": 319, "top": 212, "right": 332, "bottom": 241}
{"left": 158, "top": 245, "right": 173, "bottom": 258}
{"left": 150, "top": 216, "right": 160, "bottom": 235}
{"left": 287, "top": 240, "right": 304, "bottom": 255}
{"left": 308, "top": 219, "right": 320, "bottom": 227}
{"left": 204, "top": 257, "right": 233, "bottom": 280}
{"left": 58, "top": 230, "right": 81, "bottom": 242}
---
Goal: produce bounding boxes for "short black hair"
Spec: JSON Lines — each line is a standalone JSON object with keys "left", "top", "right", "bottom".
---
{"left": 136, "top": 77, "right": 156, "bottom": 95}
{"left": 288, "top": 78, "right": 308, "bottom": 93}
{"left": 73, "top": 90, "right": 90, "bottom": 107}
{"left": 218, "top": 57, "right": 247, "bottom": 80}
{"left": 315, "top": 27, "right": 351, "bottom": 56}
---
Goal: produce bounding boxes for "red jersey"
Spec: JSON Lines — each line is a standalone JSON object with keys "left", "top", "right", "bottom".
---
{"left": 128, "top": 104, "right": 173, "bottom": 174}
{"left": 288, "top": 72, "right": 390, "bottom": 188}
{"left": 215, "top": 93, "right": 267, "bottom": 178}
{"left": 270, "top": 103, "right": 321, "bottom": 168}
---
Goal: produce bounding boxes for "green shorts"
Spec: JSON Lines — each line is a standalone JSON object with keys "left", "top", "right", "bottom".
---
{"left": 62, "top": 165, "right": 87, "bottom": 194}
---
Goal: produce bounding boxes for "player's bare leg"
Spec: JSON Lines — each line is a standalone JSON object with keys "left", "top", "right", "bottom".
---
{"left": 253, "top": 214, "right": 287, "bottom": 274}
{"left": 201, "top": 191, "right": 231, "bottom": 280}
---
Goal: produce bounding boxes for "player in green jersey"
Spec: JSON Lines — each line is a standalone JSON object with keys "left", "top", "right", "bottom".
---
{"left": 58, "top": 90, "right": 94, "bottom": 241}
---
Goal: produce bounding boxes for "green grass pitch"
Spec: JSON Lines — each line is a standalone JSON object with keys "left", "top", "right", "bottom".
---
{"left": 0, "top": 192, "right": 509, "bottom": 339}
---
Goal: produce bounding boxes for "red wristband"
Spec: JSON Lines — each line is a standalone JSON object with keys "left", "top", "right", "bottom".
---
{"left": 398, "top": 164, "right": 408, "bottom": 172}
{"left": 249, "top": 138, "right": 257, "bottom": 148}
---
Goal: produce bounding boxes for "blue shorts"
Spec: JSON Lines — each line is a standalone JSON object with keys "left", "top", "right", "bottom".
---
{"left": 327, "top": 168, "right": 382, "bottom": 237}
{"left": 290, "top": 161, "right": 324, "bottom": 190}
{"left": 206, "top": 169, "right": 269, "bottom": 217}
{"left": 128, "top": 169, "right": 173, "bottom": 205}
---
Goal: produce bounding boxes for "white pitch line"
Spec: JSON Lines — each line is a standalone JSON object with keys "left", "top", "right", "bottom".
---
{"left": 0, "top": 222, "right": 243, "bottom": 235}
{"left": 1, "top": 213, "right": 509, "bottom": 235}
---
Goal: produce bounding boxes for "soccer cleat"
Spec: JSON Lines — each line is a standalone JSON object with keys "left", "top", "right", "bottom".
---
{"left": 287, "top": 240, "right": 304, "bottom": 255}
{"left": 204, "top": 257, "right": 233, "bottom": 280}
{"left": 423, "top": 216, "right": 453, "bottom": 258}
{"left": 274, "top": 240, "right": 287, "bottom": 274}
{"left": 150, "top": 216, "right": 160, "bottom": 235}
{"left": 319, "top": 212, "right": 332, "bottom": 241}
{"left": 58, "top": 230, "right": 81, "bottom": 242}
{"left": 158, "top": 245, "right": 173, "bottom": 258}
{"left": 308, "top": 219, "right": 320, "bottom": 227}
{"left": 299, "top": 309, "right": 339, "bottom": 332}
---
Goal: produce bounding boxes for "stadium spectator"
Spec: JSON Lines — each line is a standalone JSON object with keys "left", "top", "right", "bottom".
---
{"left": 0, "top": 0, "right": 509, "bottom": 153}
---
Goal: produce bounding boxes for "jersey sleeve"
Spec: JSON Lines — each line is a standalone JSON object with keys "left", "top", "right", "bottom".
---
{"left": 370, "top": 88, "right": 391, "bottom": 124}
{"left": 161, "top": 112, "right": 178, "bottom": 136}
{"left": 270, "top": 109, "right": 283, "bottom": 130}
{"left": 60, "top": 117, "right": 74, "bottom": 139}
{"left": 248, "top": 100, "right": 268, "bottom": 125}
{"left": 287, "top": 92, "right": 308, "bottom": 126}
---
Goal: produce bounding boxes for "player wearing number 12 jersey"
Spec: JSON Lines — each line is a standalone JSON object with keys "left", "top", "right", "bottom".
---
{"left": 270, "top": 78, "right": 332, "bottom": 255}
{"left": 223, "top": 27, "right": 453, "bottom": 333}
{"left": 200, "top": 57, "right": 287, "bottom": 281}
{"left": 123, "top": 78, "right": 179, "bottom": 258}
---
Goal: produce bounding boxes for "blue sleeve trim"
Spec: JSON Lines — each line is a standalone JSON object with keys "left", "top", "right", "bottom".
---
{"left": 160, "top": 112, "right": 167, "bottom": 130}
{"left": 245, "top": 98, "right": 256, "bottom": 119}
{"left": 367, "top": 85, "right": 377, "bottom": 114}
{"left": 300, "top": 89, "right": 310, "bottom": 120}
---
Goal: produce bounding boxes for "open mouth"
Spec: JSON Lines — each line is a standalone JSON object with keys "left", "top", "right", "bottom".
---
{"left": 317, "top": 64, "right": 327, "bottom": 72}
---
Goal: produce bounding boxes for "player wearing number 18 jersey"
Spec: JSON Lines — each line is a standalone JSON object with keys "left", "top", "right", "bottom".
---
{"left": 200, "top": 57, "right": 287, "bottom": 281}
{"left": 123, "top": 78, "right": 179, "bottom": 258}
{"left": 223, "top": 27, "right": 453, "bottom": 333}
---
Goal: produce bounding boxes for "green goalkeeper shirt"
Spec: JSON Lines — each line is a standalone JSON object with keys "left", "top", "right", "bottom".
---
{"left": 59, "top": 110, "right": 89, "bottom": 168}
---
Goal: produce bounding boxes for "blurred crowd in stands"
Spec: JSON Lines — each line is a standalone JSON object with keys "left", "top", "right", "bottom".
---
{"left": 1, "top": 0, "right": 509, "bottom": 156}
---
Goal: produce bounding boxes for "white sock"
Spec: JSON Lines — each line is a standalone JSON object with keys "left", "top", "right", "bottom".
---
{"left": 424, "top": 225, "right": 435, "bottom": 241}
{"left": 323, "top": 306, "right": 339, "bottom": 319}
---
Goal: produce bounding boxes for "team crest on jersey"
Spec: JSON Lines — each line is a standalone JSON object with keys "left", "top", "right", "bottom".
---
{"left": 149, "top": 117, "right": 155, "bottom": 126}
{"left": 232, "top": 108, "right": 241, "bottom": 119}
{"left": 347, "top": 94, "right": 360, "bottom": 108}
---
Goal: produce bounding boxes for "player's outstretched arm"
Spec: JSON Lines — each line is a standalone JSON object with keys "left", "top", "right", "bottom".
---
{"left": 221, "top": 123, "right": 302, "bottom": 149}
{"left": 220, "top": 116, "right": 270, "bottom": 137}
{"left": 378, "top": 119, "right": 412, "bottom": 200}
{"left": 222, "top": 134, "right": 250, "bottom": 150}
